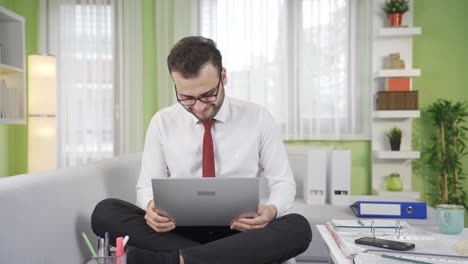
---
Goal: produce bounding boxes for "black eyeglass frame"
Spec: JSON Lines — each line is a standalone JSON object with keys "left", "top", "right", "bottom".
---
{"left": 174, "top": 75, "right": 222, "bottom": 106}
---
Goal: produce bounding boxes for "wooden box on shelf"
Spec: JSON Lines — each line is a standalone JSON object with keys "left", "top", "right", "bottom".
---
{"left": 376, "top": 91, "right": 418, "bottom": 110}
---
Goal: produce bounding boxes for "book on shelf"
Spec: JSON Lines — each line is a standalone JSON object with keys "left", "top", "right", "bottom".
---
{"left": 385, "top": 77, "right": 410, "bottom": 91}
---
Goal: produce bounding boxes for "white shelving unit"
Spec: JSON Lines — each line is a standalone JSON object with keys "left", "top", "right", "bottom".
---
{"left": 376, "top": 190, "right": 420, "bottom": 200}
{"left": 373, "top": 110, "right": 420, "bottom": 119}
{"left": 375, "top": 69, "right": 421, "bottom": 78}
{"left": 0, "top": 6, "right": 26, "bottom": 125}
{"left": 0, "top": 63, "right": 23, "bottom": 74}
{"left": 378, "top": 27, "right": 422, "bottom": 37}
{"left": 374, "top": 150, "right": 420, "bottom": 160}
{"left": 371, "top": 0, "right": 421, "bottom": 199}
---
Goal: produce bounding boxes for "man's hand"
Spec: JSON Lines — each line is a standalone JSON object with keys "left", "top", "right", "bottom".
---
{"left": 230, "top": 204, "right": 277, "bottom": 232}
{"left": 144, "top": 200, "right": 176, "bottom": 233}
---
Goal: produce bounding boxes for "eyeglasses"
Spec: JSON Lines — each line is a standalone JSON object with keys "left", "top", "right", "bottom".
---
{"left": 174, "top": 76, "right": 222, "bottom": 106}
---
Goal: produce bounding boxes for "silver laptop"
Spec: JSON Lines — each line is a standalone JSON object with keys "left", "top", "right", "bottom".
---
{"left": 152, "top": 177, "right": 259, "bottom": 226}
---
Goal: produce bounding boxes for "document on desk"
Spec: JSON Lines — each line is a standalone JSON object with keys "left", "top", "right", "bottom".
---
{"left": 326, "top": 222, "right": 468, "bottom": 263}
{"left": 332, "top": 219, "right": 410, "bottom": 229}
{"left": 331, "top": 219, "right": 421, "bottom": 239}
{"left": 354, "top": 252, "right": 467, "bottom": 264}
{"left": 354, "top": 253, "right": 433, "bottom": 264}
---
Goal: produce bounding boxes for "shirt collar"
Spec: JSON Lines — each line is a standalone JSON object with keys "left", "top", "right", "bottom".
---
{"left": 214, "top": 96, "right": 229, "bottom": 123}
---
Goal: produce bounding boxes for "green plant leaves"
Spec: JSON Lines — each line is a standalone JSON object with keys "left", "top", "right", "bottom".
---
{"left": 383, "top": 0, "right": 410, "bottom": 14}
{"left": 387, "top": 127, "right": 403, "bottom": 141}
{"left": 423, "top": 99, "right": 468, "bottom": 208}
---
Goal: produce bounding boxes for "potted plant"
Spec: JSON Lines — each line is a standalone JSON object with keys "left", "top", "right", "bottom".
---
{"left": 387, "top": 127, "right": 402, "bottom": 151}
{"left": 424, "top": 99, "right": 468, "bottom": 208}
{"left": 383, "top": 0, "right": 410, "bottom": 27}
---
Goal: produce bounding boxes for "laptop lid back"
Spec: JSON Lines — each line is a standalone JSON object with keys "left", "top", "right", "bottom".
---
{"left": 152, "top": 178, "right": 259, "bottom": 226}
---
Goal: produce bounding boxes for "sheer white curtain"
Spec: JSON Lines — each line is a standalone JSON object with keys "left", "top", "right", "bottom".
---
{"left": 155, "top": 0, "right": 196, "bottom": 110}
{"left": 46, "top": 0, "right": 143, "bottom": 167}
{"left": 198, "top": 0, "right": 371, "bottom": 140}
{"left": 114, "top": 0, "right": 144, "bottom": 155}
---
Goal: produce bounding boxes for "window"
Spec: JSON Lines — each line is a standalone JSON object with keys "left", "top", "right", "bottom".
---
{"left": 50, "top": 0, "right": 144, "bottom": 168}
{"left": 59, "top": 3, "right": 114, "bottom": 165}
{"left": 198, "top": 0, "right": 370, "bottom": 140}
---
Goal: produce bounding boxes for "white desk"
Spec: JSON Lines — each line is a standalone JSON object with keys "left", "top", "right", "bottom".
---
{"left": 287, "top": 197, "right": 437, "bottom": 263}
{"left": 317, "top": 224, "right": 468, "bottom": 264}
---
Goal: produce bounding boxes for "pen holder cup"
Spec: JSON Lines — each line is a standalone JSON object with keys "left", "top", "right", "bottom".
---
{"left": 86, "top": 253, "right": 126, "bottom": 264}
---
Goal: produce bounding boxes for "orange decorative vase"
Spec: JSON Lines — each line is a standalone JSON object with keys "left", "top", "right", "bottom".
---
{"left": 388, "top": 13, "right": 403, "bottom": 27}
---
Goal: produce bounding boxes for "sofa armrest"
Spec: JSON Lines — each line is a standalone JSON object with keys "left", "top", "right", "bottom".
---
{"left": 0, "top": 153, "right": 141, "bottom": 264}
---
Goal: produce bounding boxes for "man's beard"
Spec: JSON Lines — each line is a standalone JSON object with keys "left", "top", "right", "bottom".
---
{"left": 189, "top": 94, "right": 225, "bottom": 121}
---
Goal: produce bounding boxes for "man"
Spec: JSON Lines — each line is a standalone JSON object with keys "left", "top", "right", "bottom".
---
{"left": 92, "top": 36, "right": 311, "bottom": 264}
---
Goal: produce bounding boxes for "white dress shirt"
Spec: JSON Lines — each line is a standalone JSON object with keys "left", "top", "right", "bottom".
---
{"left": 136, "top": 96, "right": 296, "bottom": 216}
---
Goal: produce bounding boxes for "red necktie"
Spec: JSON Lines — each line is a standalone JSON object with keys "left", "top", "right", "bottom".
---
{"left": 202, "top": 120, "right": 216, "bottom": 177}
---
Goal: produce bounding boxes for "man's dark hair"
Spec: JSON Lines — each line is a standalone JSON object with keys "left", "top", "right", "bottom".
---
{"left": 167, "top": 36, "right": 223, "bottom": 79}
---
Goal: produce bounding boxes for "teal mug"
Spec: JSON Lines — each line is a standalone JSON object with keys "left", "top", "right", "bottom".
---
{"left": 437, "top": 204, "right": 465, "bottom": 235}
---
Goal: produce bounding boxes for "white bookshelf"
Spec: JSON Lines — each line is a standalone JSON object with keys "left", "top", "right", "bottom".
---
{"left": 0, "top": 118, "right": 26, "bottom": 125}
{"left": 374, "top": 150, "right": 421, "bottom": 160}
{"left": 373, "top": 110, "right": 420, "bottom": 119}
{"left": 373, "top": 190, "right": 420, "bottom": 200}
{"left": 371, "top": 0, "right": 421, "bottom": 198}
{"left": 0, "top": 6, "right": 26, "bottom": 124}
{"left": 378, "top": 27, "right": 422, "bottom": 37}
{"left": 0, "top": 63, "right": 23, "bottom": 74}
{"left": 375, "top": 69, "right": 421, "bottom": 78}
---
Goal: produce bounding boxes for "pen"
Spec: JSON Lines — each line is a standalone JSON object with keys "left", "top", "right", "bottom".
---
{"left": 104, "top": 232, "right": 110, "bottom": 256}
{"left": 116, "top": 237, "right": 124, "bottom": 257}
{"left": 123, "top": 236, "right": 130, "bottom": 248}
{"left": 96, "top": 236, "right": 100, "bottom": 256}
{"left": 98, "top": 237, "right": 105, "bottom": 257}
{"left": 82, "top": 232, "right": 97, "bottom": 257}
{"left": 325, "top": 223, "right": 356, "bottom": 258}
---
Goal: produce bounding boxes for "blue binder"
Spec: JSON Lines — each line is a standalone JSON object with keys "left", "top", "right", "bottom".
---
{"left": 350, "top": 201, "right": 427, "bottom": 219}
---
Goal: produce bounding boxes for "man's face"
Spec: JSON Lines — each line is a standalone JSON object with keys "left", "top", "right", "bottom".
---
{"left": 172, "top": 63, "right": 227, "bottom": 121}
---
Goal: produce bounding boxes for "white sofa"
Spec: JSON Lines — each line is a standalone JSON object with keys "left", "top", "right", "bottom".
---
{"left": 0, "top": 153, "right": 334, "bottom": 264}
{"left": 0, "top": 152, "right": 438, "bottom": 264}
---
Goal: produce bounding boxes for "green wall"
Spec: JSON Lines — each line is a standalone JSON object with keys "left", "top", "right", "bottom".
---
{"left": 2, "top": 1, "right": 468, "bottom": 222}
{"left": 0, "top": 0, "right": 38, "bottom": 177}
{"left": 0, "top": 0, "right": 156, "bottom": 177}
{"left": 287, "top": 1, "right": 468, "bottom": 206}
{"left": 413, "top": 0, "right": 468, "bottom": 224}
{"left": 139, "top": 0, "right": 468, "bottom": 202}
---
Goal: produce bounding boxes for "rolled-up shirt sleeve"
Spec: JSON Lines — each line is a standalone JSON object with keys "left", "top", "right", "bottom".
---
{"left": 136, "top": 113, "right": 168, "bottom": 210}
{"left": 258, "top": 110, "right": 296, "bottom": 217}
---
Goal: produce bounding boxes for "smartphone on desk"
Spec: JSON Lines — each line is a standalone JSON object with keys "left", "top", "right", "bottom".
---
{"left": 355, "top": 237, "right": 415, "bottom": 251}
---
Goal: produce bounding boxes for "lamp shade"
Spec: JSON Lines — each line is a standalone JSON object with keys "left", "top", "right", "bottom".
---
{"left": 27, "top": 54, "right": 57, "bottom": 173}
{"left": 28, "top": 54, "right": 56, "bottom": 115}
{"left": 28, "top": 116, "right": 56, "bottom": 172}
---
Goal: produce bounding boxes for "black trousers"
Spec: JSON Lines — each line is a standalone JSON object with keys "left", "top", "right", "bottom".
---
{"left": 91, "top": 198, "right": 312, "bottom": 264}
